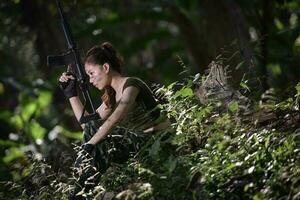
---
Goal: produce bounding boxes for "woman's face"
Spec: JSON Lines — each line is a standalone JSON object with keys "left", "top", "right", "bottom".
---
{"left": 85, "top": 63, "right": 110, "bottom": 90}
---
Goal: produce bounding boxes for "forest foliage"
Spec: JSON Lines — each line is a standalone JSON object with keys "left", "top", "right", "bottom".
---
{"left": 0, "top": 0, "right": 300, "bottom": 199}
{"left": 1, "top": 70, "right": 299, "bottom": 199}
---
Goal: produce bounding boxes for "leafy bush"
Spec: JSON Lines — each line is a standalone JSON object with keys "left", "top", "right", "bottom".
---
{"left": 1, "top": 75, "right": 299, "bottom": 200}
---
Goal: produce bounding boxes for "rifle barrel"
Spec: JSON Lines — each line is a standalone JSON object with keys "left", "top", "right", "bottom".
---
{"left": 56, "top": 0, "right": 76, "bottom": 49}
{"left": 49, "top": 0, "right": 99, "bottom": 124}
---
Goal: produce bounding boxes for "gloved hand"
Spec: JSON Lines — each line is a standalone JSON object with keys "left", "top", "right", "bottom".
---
{"left": 81, "top": 143, "right": 95, "bottom": 156}
{"left": 58, "top": 72, "right": 78, "bottom": 98}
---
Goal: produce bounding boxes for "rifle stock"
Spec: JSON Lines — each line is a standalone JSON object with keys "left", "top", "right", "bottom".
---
{"left": 47, "top": 0, "right": 99, "bottom": 124}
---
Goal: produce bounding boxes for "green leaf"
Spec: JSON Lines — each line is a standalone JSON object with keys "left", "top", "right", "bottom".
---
{"left": 295, "top": 82, "right": 300, "bottom": 95}
{"left": 22, "top": 102, "right": 37, "bottom": 121}
{"left": 0, "top": 139, "right": 18, "bottom": 147}
{"left": 267, "top": 63, "right": 282, "bottom": 76}
{"left": 61, "top": 130, "right": 83, "bottom": 140}
{"left": 29, "top": 121, "right": 46, "bottom": 140}
{"left": 274, "top": 18, "right": 284, "bottom": 30}
{"left": 186, "top": 80, "right": 193, "bottom": 88}
{"left": 37, "top": 90, "right": 52, "bottom": 109}
{"left": 174, "top": 88, "right": 194, "bottom": 98}
{"left": 167, "top": 82, "right": 177, "bottom": 90}
{"left": 226, "top": 163, "right": 236, "bottom": 171}
{"left": 240, "top": 81, "right": 250, "bottom": 92}
{"left": 149, "top": 139, "right": 161, "bottom": 157}
{"left": 10, "top": 115, "right": 23, "bottom": 129}
{"left": 164, "top": 156, "right": 178, "bottom": 174}
{"left": 3, "top": 147, "right": 24, "bottom": 163}
{"left": 228, "top": 101, "right": 239, "bottom": 113}
{"left": 0, "top": 110, "right": 13, "bottom": 121}
{"left": 138, "top": 166, "right": 155, "bottom": 176}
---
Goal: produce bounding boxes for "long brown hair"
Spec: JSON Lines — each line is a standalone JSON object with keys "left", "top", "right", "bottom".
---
{"left": 84, "top": 42, "right": 123, "bottom": 108}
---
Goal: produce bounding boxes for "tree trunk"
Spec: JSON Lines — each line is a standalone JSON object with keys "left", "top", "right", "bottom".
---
{"left": 201, "top": 0, "right": 257, "bottom": 89}
{"left": 168, "top": 4, "right": 212, "bottom": 75}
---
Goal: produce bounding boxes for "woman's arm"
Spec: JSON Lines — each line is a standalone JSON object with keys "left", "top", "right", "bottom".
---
{"left": 86, "top": 86, "right": 139, "bottom": 145}
{"left": 59, "top": 72, "right": 87, "bottom": 129}
{"left": 69, "top": 96, "right": 86, "bottom": 129}
{"left": 69, "top": 97, "right": 112, "bottom": 129}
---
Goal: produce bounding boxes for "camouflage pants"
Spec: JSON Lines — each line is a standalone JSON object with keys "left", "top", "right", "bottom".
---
{"left": 82, "top": 120, "right": 151, "bottom": 172}
{"left": 70, "top": 120, "right": 151, "bottom": 199}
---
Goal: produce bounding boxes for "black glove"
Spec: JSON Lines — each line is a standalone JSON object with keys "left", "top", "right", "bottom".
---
{"left": 81, "top": 143, "right": 95, "bottom": 156}
{"left": 59, "top": 72, "right": 77, "bottom": 98}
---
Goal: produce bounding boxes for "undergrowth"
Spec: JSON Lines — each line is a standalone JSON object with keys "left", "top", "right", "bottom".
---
{"left": 1, "top": 75, "right": 299, "bottom": 200}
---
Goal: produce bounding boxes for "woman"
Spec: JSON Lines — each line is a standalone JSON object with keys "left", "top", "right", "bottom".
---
{"left": 59, "top": 42, "right": 170, "bottom": 198}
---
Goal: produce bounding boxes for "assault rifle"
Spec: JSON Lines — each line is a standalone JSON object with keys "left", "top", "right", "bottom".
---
{"left": 47, "top": 0, "right": 99, "bottom": 124}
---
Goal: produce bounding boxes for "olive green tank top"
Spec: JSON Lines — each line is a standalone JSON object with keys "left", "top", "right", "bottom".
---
{"left": 114, "top": 77, "right": 161, "bottom": 132}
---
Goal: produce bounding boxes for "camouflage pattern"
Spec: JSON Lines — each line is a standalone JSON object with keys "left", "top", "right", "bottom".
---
{"left": 82, "top": 115, "right": 153, "bottom": 173}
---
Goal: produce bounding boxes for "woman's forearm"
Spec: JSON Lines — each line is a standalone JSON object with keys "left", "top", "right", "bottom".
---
{"left": 87, "top": 103, "right": 127, "bottom": 145}
{"left": 87, "top": 117, "right": 117, "bottom": 145}
{"left": 86, "top": 87, "right": 139, "bottom": 145}
{"left": 69, "top": 96, "right": 88, "bottom": 127}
